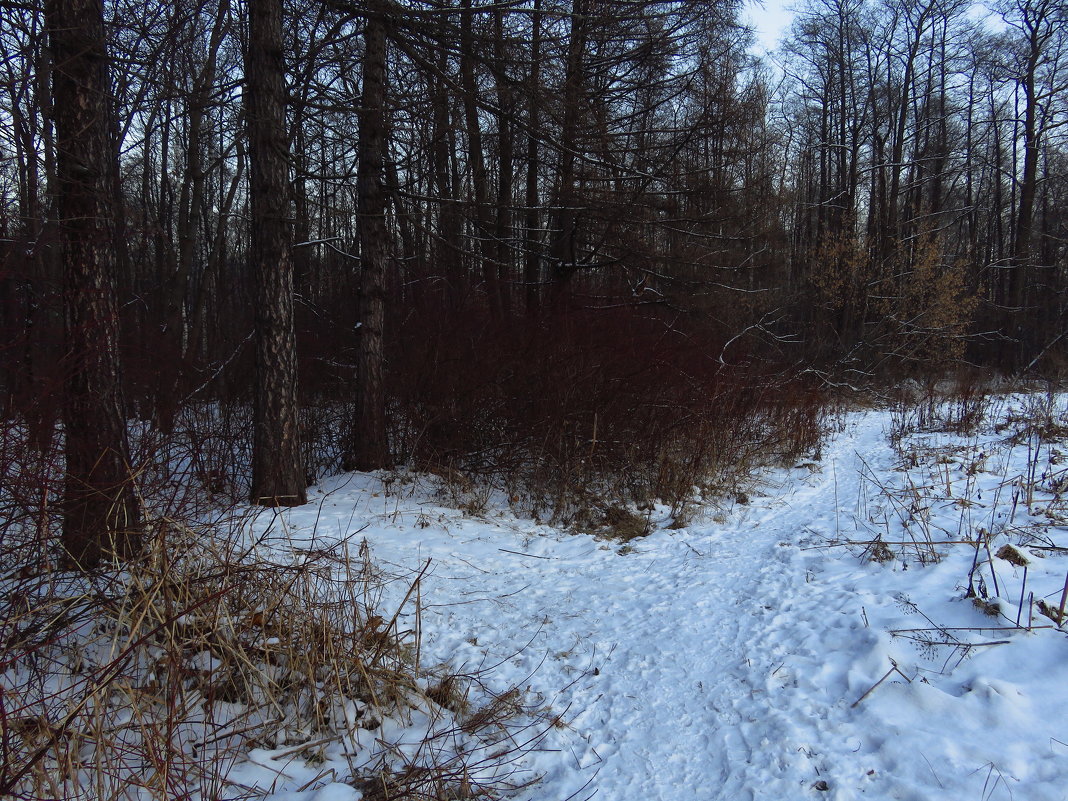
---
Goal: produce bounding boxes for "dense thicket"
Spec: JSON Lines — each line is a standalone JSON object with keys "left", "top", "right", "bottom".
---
{"left": 1, "top": 0, "right": 1065, "bottom": 534}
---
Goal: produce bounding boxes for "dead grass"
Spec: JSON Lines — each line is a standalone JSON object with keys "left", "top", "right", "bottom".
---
{"left": 571, "top": 504, "right": 650, "bottom": 541}
{"left": 844, "top": 384, "right": 1068, "bottom": 642}
{"left": 0, "top": 419, "right": 543, "bottom": 800}
{"left": 995, "top": 544, "right": 1030, "bottom": 567}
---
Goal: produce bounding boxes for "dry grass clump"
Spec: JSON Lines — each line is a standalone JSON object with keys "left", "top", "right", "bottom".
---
{"left": 995, "top": 544, "right": 1030, "bottom": 567}
{"left": 0, "top": 510, "right": 537, "bottom": 800}
{"left": 865, "top": 538, "right": 896, "bottom": 564}
{"left": 570, "top": 504, "right": 651, "bottom": 541}
{"left": 886, "top": 373, "right": 1003, "bottom": 443}
{"left": 996, "top": 388, "right": 1068, "bottom": 445}
{"left": 847, "top": 385, "right": 1068, "bottom": 648}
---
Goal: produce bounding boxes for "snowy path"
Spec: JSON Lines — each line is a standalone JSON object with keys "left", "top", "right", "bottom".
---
{"left": 287, "top": 419, "right": 884, "bottom": 799}
{"left": 276, "top": 406, "right": 1068, "bottom": 801}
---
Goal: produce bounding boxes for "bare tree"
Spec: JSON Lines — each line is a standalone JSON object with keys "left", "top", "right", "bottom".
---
{"left": 1003, "top": 0, "right": 1067, "bottom": 308}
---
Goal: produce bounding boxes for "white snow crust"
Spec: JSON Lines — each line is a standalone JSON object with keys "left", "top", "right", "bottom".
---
{"left": 239, "top": 394, "right": 1068, "bottom": 801}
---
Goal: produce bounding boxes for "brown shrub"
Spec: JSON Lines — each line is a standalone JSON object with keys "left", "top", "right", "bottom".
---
{"left": 387, "top": 292, "right": 827, "bottom": 519}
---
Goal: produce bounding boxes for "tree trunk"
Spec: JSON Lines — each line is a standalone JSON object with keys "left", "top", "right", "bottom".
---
{"left": 347, "top": 0, "right": 390, "bottom": 471}
{"left": 247, "top": 0, "right": 307, "bottom": 506}
{"left": 431, "top": 36, "right": 462, "bottom": 304}
{"left": 523, "top": 0, "right": 543, "bottom": 316}
{"left": 549, "top": 0, "right": 587, "bottom": 303}
{"left": 492, "top": 5, "right": 515, "bottom": 317}
{"left": 459, "top": 0, "right": 502, "bottom": 317}
{"left": 47, "top": 0, "right": 140, "bottom": 566}
{"left": 1010, "top": 30, "right": 1042, "bottom": 310}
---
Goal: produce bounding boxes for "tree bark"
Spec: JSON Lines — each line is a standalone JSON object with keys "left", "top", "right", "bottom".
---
{"left": 549, "top": 0, "right": 587, "bottom": 303}
{"left": 459, "top": 0, "right": 502, "bottom": 317}
{"left": 431, "top": 22, "right": 462, "bottom": 304}
{"left": 523, "top": 0, "right": 543, "bottom": 316}
{"left": 1010, "top": 11, "right": 1044, "bottom": 310}
{"left": 347, "top": 0, "right": 390, "bottom": 471}
{"left": 47, "top": 0, "right": 140, "bottom": 566}
{"left": 247, "top": 0, "right": 307, "bottom": 506}
{"left": 492, "top": 5, "right": 515, "bottom": 317}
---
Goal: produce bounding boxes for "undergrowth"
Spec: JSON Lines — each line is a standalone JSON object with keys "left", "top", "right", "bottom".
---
{"left": 839, "top": 380, "right": 1068, "bottom": 666}
{"left": 389, "top": 299, "right": 828, "bottom": 524}
{"left": 0, "top": 424, "right": 542, "bottom": 800}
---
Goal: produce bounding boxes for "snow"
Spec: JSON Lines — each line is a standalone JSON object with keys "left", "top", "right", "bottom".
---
{"left": 5, "top": 393, "right": 1067, "bottom": 799}
{"left": 233, "top": 393, "right": 1068, "bottom": 801}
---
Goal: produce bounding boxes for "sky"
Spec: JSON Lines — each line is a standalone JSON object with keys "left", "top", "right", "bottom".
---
{"left": 743, "top": 0, "right": 795, "bottom": 55}
{"left": 742, "top": 0, "right": 1003, "bottom": 55}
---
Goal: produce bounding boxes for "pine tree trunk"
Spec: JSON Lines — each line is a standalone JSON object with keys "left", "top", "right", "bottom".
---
{"left": 247, "top": 0, "right": 307, "bottom": 506}
{"left": 549, "top": 0, "right": 587, "bottom": 303}
{"left": 459, "top": 0, "right": 502, "bottom": 317}
{"left": 348, "top": 0, "right": 390, "bottom": 472}
{"left": 524, "top": 0, "right": 543, "bottom": 316}
{"left": 47, "top": 0, "right": 140, "bottom": 566}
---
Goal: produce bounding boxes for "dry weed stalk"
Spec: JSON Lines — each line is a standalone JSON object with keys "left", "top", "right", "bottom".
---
{"left": 849, "top": 386, "right": 1068, "bottom": 674}
{"left": 0, "top": 512, "right": 540, "bottom": 800}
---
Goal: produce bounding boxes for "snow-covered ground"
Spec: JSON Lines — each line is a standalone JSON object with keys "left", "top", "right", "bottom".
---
{"left": 242, "top": 394, "right": 1068, "bottom": 801}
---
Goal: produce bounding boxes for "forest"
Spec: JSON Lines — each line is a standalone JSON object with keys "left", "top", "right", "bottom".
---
{"left": 3, "top": 1, "right": 1068, "bottom": 799}
{"left": 1, "top": 0, "right": 1067, "bottom": 555}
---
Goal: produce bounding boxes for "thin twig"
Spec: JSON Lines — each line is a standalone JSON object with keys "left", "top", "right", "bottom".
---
{"left": 851, "top": 660, "right": 911, "bottom": 708}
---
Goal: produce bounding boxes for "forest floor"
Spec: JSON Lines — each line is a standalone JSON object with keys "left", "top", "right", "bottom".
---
{"left": 235, "top": 391, "right": 1068, "bottom": 801}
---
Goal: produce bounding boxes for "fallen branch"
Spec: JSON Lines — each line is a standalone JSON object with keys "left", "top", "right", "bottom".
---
{"left": 851, "top": 660, "right": 912, "bottom": 708}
